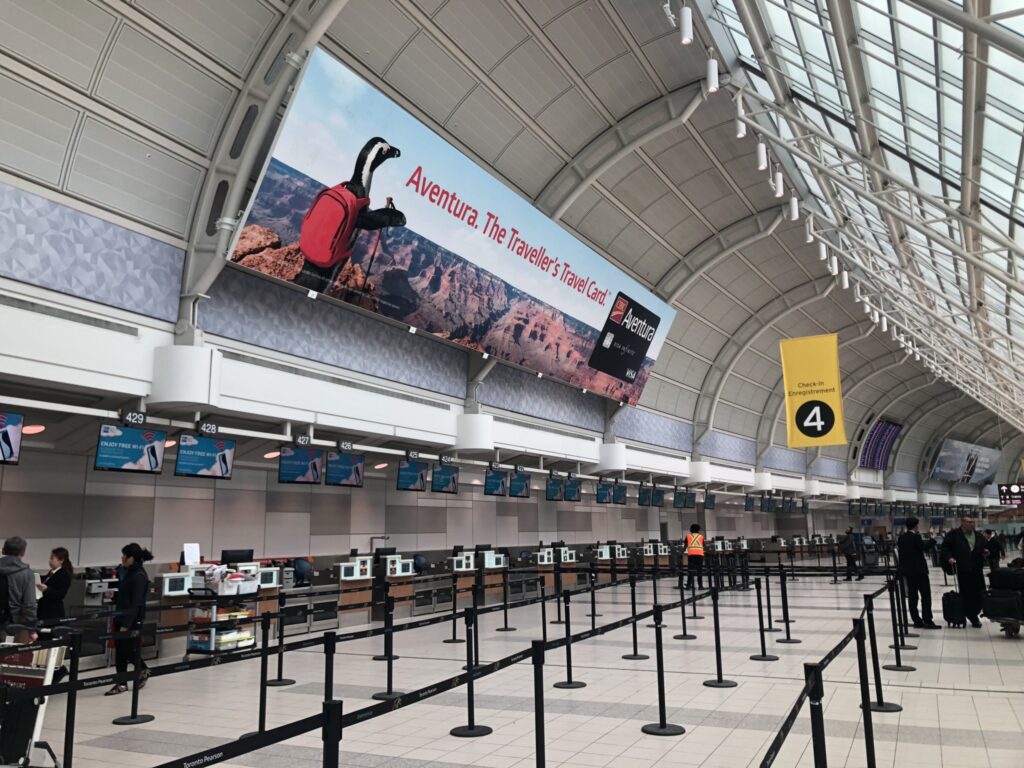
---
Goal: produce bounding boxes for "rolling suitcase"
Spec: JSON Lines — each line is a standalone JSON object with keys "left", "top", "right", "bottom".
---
{"left": 943, "top": 564, "right": 966, "bottom": 628}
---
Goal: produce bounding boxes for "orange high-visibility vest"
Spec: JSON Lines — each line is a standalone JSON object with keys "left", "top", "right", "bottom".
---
{"left": 686, "top": 533, "right": 704, "bottom": 556}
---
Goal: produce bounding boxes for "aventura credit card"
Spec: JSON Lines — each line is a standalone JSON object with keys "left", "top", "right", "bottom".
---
{"left": 587, "top": 292, "right": 661, "bottom": 383}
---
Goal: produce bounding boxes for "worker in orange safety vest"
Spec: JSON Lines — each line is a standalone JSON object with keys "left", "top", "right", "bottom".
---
{"left": 685, "top": 523, "right": 705, "bottom": 589}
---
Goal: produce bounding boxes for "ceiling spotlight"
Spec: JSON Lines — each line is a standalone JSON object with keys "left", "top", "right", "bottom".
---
{"left": 804, "top": 213, "right": 814, "bottom": 243}
{"left": 482, "top": 352, "right": 489, "bottom": 360}
{"left": 789, "top": 193, "right": 799, "bottom": 221}
{"left": 914, "top": 351, "right": 921, "bottom": 362}
{"left": 408, "top": 326, "right": 417, "bottom": 334}
{"left": 22, "top": 424, "right": 46, "bottom": 435}
{"left": 264, "top": 450, "right": 281, "bottom": 460}
{"left": 581, "top": 388, "right": 588, "bottom": 394}
{"left": 757, "top": 138, "right": 768, "bottom": 171}
{"left": 706, "top": 48, "right": 719, "bottom": 93}
{"left": 164, "top": 439, "right": 177, "bottom": 448}
{"left": 374, "top": 463, "right": 388, "bottom": 470}
{"left": 864, "top": 301, "right": 872, "bottom": 314}
{"left": 537, "top": 371, "right": 543, "bottom": 378}
{"left": 827, "top": 253, "right": 838, "bottom": 276}
{"left": 818, "top": 241, "right": 828, "bottom": 261}
{"left": 840, "top": 269, "right": 850, "bottom": 290}
{"left": 871, "top": 309, "right": 879, "bottom": 324}
{"left": 880, "top": 316, "right": 888, "bottom": 333}
{"left": 681, "top": 3, "right": 693, "bottom": 44}
{"left": 735, "top": 97, "right": 746, "bottom": 138}
{"left": 773, "top": 167, "right": 784, "bottom": 198}
{"left": 891, "top": 326, "right": 899, "bottom": 342}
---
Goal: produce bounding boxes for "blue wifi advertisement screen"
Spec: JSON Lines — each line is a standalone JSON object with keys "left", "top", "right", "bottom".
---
{"left": 0, "top": 412, "right": 24, "bottom": 465}
{"left": 174, "top": 434, "right": 236, "bottom": 478}
{"left": 95, "top": 424, "right": 167, "bottom": 473}
{"left": 278, "top": 446, "right": 323, "bottom": 484}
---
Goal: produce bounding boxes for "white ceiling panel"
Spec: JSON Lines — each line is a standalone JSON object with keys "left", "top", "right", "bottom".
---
{"left": 435, "top": 0, "right": 529, "bottom": 72}
{"left": 0, "top": 0, "right": 115, "bottom": 89}
{"left": 0, "top": 72, "right": 78, "bottom": 185}
{"left": 491, "top": 39, "right": 570, "bottom": 117}
{"left": 519, "top": 0, "right": 581, "bottom": 27}
{"left": 585, "top": 54, "right": 659, "bottom": 118}
{"left": 641, "top": 33, "right": 709, "bottom": 92}
{"left": 495, "top": 130, "right": 563, "bottom": 197}
{"left": 613, "top": 166, "right": 670, "bottom": 216}
{"left": 543, "top": 1, "right": 626, "bottom": 77}
{"left": 329, "top": 0, "right": 420, "bottom": 75}
{"left": 385, "top": 33, "right": 476, "bottom": 123}
{"left": 536, "top": 87, "right": 606, "bottom": 154}
{"left": 574, "top": 196, "right": 630, "bottom": 246}
{"left": 447, "top": 87, "right": 522, "bottom": 162}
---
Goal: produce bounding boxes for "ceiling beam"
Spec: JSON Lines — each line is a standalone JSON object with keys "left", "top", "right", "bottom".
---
{"left": 906, "top": 0, "right": 1024, "bottom": 62}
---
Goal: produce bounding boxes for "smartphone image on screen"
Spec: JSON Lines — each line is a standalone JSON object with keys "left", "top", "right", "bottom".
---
{"left": 145, "top": 443, "right": 159, "bottom": 471}
{"left": 0, "top": 428, "right": 13, "bottom": 461}
{"left": 217, "top": 452, "right": 230, "bottom": 477}
{"left": 309, "top": 460, "right": 320, "bottom": 483}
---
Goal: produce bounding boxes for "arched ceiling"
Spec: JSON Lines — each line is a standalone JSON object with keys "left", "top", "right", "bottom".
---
{"left": 0, "top": 0, "right": 1019, "bottom": 479}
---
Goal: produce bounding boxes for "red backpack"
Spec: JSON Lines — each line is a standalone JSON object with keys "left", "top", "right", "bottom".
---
{"left": 299, "top": 184, "right": 370, "bottom": 269}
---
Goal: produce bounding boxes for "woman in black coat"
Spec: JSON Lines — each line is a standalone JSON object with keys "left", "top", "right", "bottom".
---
{"left": 37, "top": 547, "right": 73, "bottom": 621}
{"left": 105, "top": 543, "right": 153, "bottom": 696}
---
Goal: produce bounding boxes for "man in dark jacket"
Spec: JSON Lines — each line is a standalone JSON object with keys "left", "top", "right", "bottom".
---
{"left": 981, "top": 530, "right": 1004, "bottom": 572}
{"left": 838, "top": 527, "right": 862, "bottom": 580}
{"left": 897, "top": 517, "right": 939, "bottom": 629}
{"left": 0, "top": 536, "right": 37, "bottom": 639}
{"left": 940, "top": 516, "right": 987, "bottom": 628}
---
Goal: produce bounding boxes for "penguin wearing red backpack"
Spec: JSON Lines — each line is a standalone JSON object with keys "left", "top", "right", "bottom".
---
{"left": 296, "top": 137, "right": 406, "bottom": 292}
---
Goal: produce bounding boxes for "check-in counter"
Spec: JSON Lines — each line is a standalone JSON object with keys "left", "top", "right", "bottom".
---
{"left": 595, "top": 544, "right": 628, "bottom": 583}
{"left": 642, "top": 542, "right": 671, "bottom": 569}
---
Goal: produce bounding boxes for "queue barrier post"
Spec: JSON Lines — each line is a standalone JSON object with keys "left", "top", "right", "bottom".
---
{"left": 450, "top": 607, "right": 492, "bottom": 738}
{"left": 750, "top": 578, "right": 778, "bottom": 662}
{"left": 883, "top": 579, "right": 915, "bottom": 672}
{"left": 540, "top": 581, "right": 548, "bottom": 644}
{"left": 267, "top": 593, "right": 295, "bottom": 686}
{"left": 552, "top": 561, "right": 564, "bottom": 625}
{"left": 586, "top": 564, "right": 601, "bottom": 624}
{"left": 242, "top": 613, "right": 272, "bottom": 737}
{"left": 887, "top": 576, "right": 916, "bottom": 651}
{"left": 532, "top": 640, "right": 546, "bottom": 768}
{"left": 788, "top": 547, "right": 798, "bottom": 582}
{"left": 764, "top": 568, "right": 779, "bottom": 633}
{"left": 112, "top": 631, "right": 155, "bottom": 725}
{"left": 853, "top": 618, "right": 878, "bottom": 768}
{"left": 62, "top": 631, "right": 81, "bottom": 768}
{"left": 690, "top": 580, "right": 704, "bottom": 620}
{"left": 805, "top": 663, "right": 828, "bottom": 768}
{"left": 373, "top": 590, "right": 399, "bottom": 662}
{"left": 324, "top": 630, "right": 336, "bottom": 702}
{"left": 651, "top": 553, "right": 660, "bottom": 606}
{"left": 554, "top": 590, "right": 585, "bottom": 689}
{"left": 776, "top": 569, "right": 801, "bottom": 645}
{"left": 864, "top": 594, "right": 901, "bottom": 712}
{"left": 496, "top": 568, "right": 516, "bottom": 632}
{"left": 373, "top": 603, "right": 404, "bottom": 701}
{"left": 896, "top": 576, "right": 919, "bottom": 639}
{"left": 444, "top": 572, "right": 465, "bottom": 645}
{"left": 622, "top": 574, "right": 649, "bottom": 661}
{"left": 322, "top": 699, "right": 342, "bottom": 768}
{"left": 641, "top": 605, "right": 685, "bottom": 737}
{"left": 831, "top": 549, "right": 839, "bottom": 584}
{"left": 703, "top": 587, "right": 737, "bottom": 689}
{"left": 674, "top": 566, "right": 695, "bottom": 641}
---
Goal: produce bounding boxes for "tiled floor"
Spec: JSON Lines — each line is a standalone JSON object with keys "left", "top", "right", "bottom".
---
{"left": 39, "top": 566, "right": 1024, "bottom": 767}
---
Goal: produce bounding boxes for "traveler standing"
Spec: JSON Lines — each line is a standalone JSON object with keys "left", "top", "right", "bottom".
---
{"left": 105, "top": 543, "right": 153, "bottom": 696}
{"left": 896, "top": 518, "right": 939, "bottom": 629}
{"left": 940, "top": 516, "right": 987, "bottom": 628}
{"left": 37, "top": 547, "right": 73, "bottom": 622}
{"left": 685, "top": 524, "right": 705, "bottom": 589}
{"left": 838, "top": 527, "right": 863, "bottom": 581}
{"left": 981, "top": 530, "right": 1004, "bottom": 572}
{"left": 0, "top": 536, "right": 37, "bottom": 641}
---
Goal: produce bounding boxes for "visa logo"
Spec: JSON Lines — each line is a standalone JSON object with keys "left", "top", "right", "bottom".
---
{"left": 625, "top": 368, "right": 637, "bottom": 381}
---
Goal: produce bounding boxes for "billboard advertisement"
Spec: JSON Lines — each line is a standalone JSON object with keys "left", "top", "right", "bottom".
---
{"left": 174, "top": 434, "right": 236, "bottom": 478}
{"left": 930, "top": 438, "right": 1001, "bottom": 485}
{"left": 95, "top": 425, "right": 166, "bottom": 473}
{"left": 278, "top": 446, "right": 323, "bottom": 484}
{"left": 0, "top": 412, "right": 23, "bottom": 465}
{"left": 229, "top": 49, "right": 675, "bottom": 403}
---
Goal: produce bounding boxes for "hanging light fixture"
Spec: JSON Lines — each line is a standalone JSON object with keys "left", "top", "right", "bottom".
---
{"left": 880, "top": 316, "right": 888, "bottom": 333}
{"left": 773, "top": 166, "right": 784, "bottom": 198}
{"left": 789, "top": 192, "right": 799, "bottom": 221}
{"left": 756, "top": 138, "right": 768, "bottom": 171}
{"left": 735, "top": 96, "right": 746, "bottom": 138}
{"left": 681, "top": 2, "right": 693, "bottom": 44}
{"left": 840, "top": 269, "right": 849, "bottom": 290}
{"left": 827, "top": 253, "right": 838, "bottom": 276}
{"left": 818, "top": 240, "right": 828, "bottom": 261}
{"left": 804, "top": 212, "right": 814, "bottom": 243}
{"left": 706, "top": 47, "right": 719, "bottom": 93}
{"left": 871, "top": 308, "right": 879, "bottom": 323}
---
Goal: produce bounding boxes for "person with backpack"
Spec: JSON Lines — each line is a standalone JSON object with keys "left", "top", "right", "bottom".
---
{"left": 837, "top": 527, "right": 863, "bottom": 581}
{"left": 0, "top": 536, "right": 37, "bottom": 641}
{"left": 105, "top": 543, "right": 153, "bottom": 696}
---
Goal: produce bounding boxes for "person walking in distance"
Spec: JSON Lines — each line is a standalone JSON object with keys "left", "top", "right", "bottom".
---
{"left": 105, "top": 543, "right": 154, "bottom": 695}
{"left": 838, "top": 527, "right": 863, "bottom": 581}
{"left": 897, "top": 517, "right": 939, "bottom": 630}
{"left": 981, "top": 530, "right": 1004, "bottom": 573}
{"left": 940, "top": 516, "right": 987, "bottom": 628}
{"left": 685, "top": 524, "right": 705, "bottom": 589}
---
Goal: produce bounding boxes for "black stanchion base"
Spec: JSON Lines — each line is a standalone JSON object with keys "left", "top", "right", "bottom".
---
{"left": 622, "top": 653, "right": 650, "bottom": 660}
{"left": 777, "top": 619, "right": 795, "bottom": 624}
{"left": 112, "top": 714, "right": 155, "bottom": 726}
{"left": 641, "top": 723, "right": 685, "bottom": 736}
{"left": 372, "top": 690, "right": 405, "bottom": 701}
{"left": 554, "top": 680, "right": 587, "bottom": 689}
{"left": 450, "top": 725, "right": 493, "bottom": 738}
{"left": 882, "top": 663, "right": 916, "bottom": 672}
{"left": 373, "top": 654, "right": 400, "bottom": 661}
{"left": 240, "top": 730, "right": 263, "bottom": 739}
{"left": 549, "top": 620, "right": 565, "bottom": 625}
{"left": 495, "top": 626, "right": 517, "bottom": 632}
{"left": 442, "top": 638, "right": 466, "bottom": 644}
{"left": 887, "top": 643, "right": 917, "bottom": 651}
{"left": 587, "top": 613, "right": 603, "bottom": 618}
{"left": 462, "top": 664, "right": 486, "bottom": 671}
{"left": 750, "top": 653, "right": 779, "bottom": 661}
{"left": 868, "top": 701, "right": 903, "bottom": 713}
{"left": 764, "top": 627, "right": 782, "bottom": 633}
{"left": 703, "top": 679, "right": 738, "bottom": 689}
{"left": 776, "top": 639, "right": 802, "bottom": 644}
{"left": 904, "top": 631, "right": 920, "bottom": 638}
{"left": 674, "top": 633, "right": 696, "bottom": 640}
{"left": 265, "top": 678, "right": 295, "bottom": 687}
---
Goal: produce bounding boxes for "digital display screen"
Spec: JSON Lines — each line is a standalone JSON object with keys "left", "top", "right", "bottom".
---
{"left": 782, "top": 497, "right": 794, "bottom": 514}
{"left": 612, "top": 484, "right": 626, "bottom": 505}
{"left": 638, "top": 487, "right": 651, "bottom": 506}
{"left": 0, "top": 412, "right": 24, "bottom": 465}
{"left": 930, "top": 438, "right": 1001, "bottom": 485}
{"left": 801, "top": 497, "right": 809, "bottom": 514}
{"left": 174, "top": 434, "right": 236, "bottom": 479}
{"left": 930, "top": 516, "right": 945, "bottom": 526}
{"left": 545, "top": 477, "right": 564, "bottom": 502}
{"left": 744, "top": 494, "right": 754, "bottom": 512}
{"left": 396, "top": 460, "right": 429, "bottom": 491}
{"left": 564, "top": 477, "right": 582, "bottom": 502}
{"left": 95, "top": 424, "right": 166, "bottom": 474}
{"left": 674, "top": 490, "right": 696, "bottom": 509}
{"left": 704, "top": 493, "right": 716, "bottom": 510}
{"left": 431, "top": 464, "right": 459, "bottom": 494}
{"left": 484, "top": 469, "right": 508, "bottom": 497}
{"left": 767, "top": 497, "right": 778, "bottom": 513}
{"left": 278, "top": 446, "right": 323, "bottom": 484}
{"left": 596, "top": 483, "right": 613, "bottom": 504}
{"left": 998, "top": 483, "right": 1023, "bottom": 505}
{"left": 509, "top": 471, "right": 530, "bottom": 498}
{"left": 652, "top": 488, "right": 664, "bottom": 508}
{"left": 325, "top": 452, "right": 364, "bottom": 487}
{"left": 859, "top": 420, "right": 902, "bottom": 470}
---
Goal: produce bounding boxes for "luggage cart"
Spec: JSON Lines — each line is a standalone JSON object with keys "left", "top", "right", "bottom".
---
{"left": 0, "top": 636, "right": 65, "bottom": 766}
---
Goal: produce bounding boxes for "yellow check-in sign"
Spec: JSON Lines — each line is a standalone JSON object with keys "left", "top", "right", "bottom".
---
{"left": 780, "top": 333, "right": 847, "bottom": 448}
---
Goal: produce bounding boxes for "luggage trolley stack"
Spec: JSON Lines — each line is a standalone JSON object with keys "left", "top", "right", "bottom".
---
{"left": 0, "top": 635, "right": 66, "bottom": 767}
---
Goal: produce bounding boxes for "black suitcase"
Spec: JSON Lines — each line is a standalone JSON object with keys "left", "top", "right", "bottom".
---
{"left": 943, "top": 564, "right": 966, "bottom": 627}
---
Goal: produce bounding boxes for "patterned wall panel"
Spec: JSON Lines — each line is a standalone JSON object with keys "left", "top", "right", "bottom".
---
{"left": 887, "top": 470, "right": 918, "bottom": 490}
{"left": 614, "top": 407, "right": 692, "bottom": 452}
{"left": 761, "top": 446, "right": 806, "bottom": 473}
{"left": 477, "top": 364, "right": 606, "bottom": 432}
{"left": 811, "top": 457, "right": 848, "bottom": 480}
{"left": 202, "top": 268, "right": 469, "bottom": 398}
{"left": 0, "top": 180, "right": 184, "bottom": 321}
{"left": 699, "top": 430, "right": 757, "bottom": 465}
